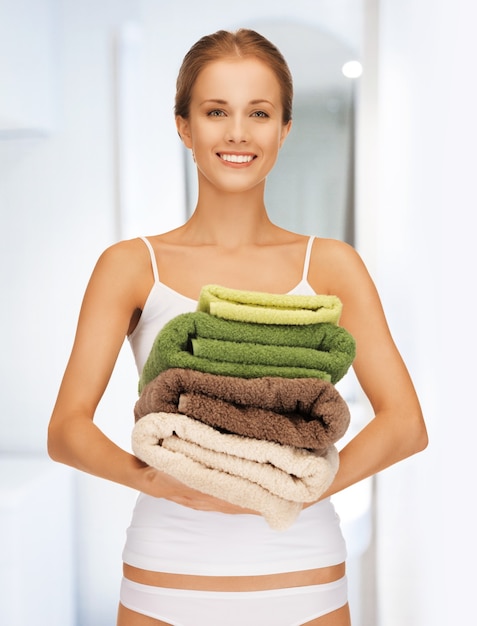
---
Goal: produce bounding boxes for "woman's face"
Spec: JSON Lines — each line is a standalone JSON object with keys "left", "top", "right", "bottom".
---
{"left": 176, "top": 57, "right": 291, "bottom": 196}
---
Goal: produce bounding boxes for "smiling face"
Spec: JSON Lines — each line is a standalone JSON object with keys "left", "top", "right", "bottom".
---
{"left": 176, "top": 57, "right": 292, "bottom": 196}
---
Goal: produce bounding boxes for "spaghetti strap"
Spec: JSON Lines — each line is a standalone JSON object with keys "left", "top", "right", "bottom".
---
{"left": 301, "top": 236, "right": 315, "bottom": 281}
{"left": 139, "top": 236, "right": 160, "bottom": 283}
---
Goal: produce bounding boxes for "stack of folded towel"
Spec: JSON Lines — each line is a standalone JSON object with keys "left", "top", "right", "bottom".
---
{"left": 132, "top": 285, "right": 356, "bottom": 530}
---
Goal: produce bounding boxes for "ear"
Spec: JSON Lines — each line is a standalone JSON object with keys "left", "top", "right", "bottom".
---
{"left": 176, "top": 116, "right": 193, "bottom": 149}
{"left": 280, "top": 120, "right": 292, "bottom": 148}
{"left": 279, "top": 120, "right": 292, "bottom": 148}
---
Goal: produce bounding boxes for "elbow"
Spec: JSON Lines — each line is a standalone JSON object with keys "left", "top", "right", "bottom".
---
{"left": 47, "top": 421, "right": 66, "bottom": 464}
{"left": 416, "top": 422, "right": 429, "bottom": 453}
{"left": 47, "top": 427, "right": 59, "bottom": 462}
{"left": 407, "top": 411, "right": 429, "bottom": 456}
{"left": 383, "top": 405, "right": 429, "bottom": 461}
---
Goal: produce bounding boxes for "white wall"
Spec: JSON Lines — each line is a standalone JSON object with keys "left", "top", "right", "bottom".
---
{"left": 373, "top": 1, "right": 477, "bottom": 624}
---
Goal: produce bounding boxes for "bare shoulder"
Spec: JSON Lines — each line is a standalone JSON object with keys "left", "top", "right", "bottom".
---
{"left": 315, "top": 237, "right": 361, "bottom": 263}
{"left": 309, "top": 237, "right": 389, "bottom": 339}
{"left": 95, "top": 237, "right": 152, "bottom": 284}
{"left": 309, "top": 238, "right": 372, "bottom": 295}
{"left": 83, "top": 237, "right": 155, "bottom": 318}
{"left": 95, "top": 237, "right": 150, "bottom": 273}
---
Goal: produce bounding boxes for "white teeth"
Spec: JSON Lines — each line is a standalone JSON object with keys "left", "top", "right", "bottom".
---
{"left": 220, "top": 154, "right": 254, "bottom": 163}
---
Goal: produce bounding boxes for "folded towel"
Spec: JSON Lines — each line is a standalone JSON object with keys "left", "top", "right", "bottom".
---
{"left": 139, "top": 312, "right": 355, "bottom": 392}
{"left": 135, "top": 369, "right": 350, "bottom": 451}
{"left": 198, "top": 284, "right": 342, "bottom": 325}
{"left": 132, "top": 412, "right": 339, "bottom": 530}
{"left": 191, "top": 337, "right": 350, "bottom": 383}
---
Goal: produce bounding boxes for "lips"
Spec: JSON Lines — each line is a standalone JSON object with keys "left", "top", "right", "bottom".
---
{"left": 218, "top": 153, "right": 256, "bottom": 164}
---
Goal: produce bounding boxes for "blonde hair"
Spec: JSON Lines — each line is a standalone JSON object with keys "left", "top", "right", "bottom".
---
{"left": 175, "top": 29, "right": 293, "bottom": 124}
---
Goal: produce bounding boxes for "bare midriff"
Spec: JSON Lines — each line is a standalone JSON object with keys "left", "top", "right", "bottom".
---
{"left": 123, "top": 563, "right": 346, "bottom": 592}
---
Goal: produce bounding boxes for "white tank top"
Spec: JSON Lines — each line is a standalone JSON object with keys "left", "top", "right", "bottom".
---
{"left": 128, "top": 235, "right": 318, "bottom": 374}
{"left": 123, "top": 235, "right": 347, "bottom": 575}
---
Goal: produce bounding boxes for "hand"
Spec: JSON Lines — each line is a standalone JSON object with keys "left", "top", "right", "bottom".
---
{"left": 141, "top": 464, "right": 259, "bottom": 515}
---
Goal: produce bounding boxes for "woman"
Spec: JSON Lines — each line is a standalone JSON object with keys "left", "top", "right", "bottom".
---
{"left": 48, "top": 29, "right": 427, "bottom": 626}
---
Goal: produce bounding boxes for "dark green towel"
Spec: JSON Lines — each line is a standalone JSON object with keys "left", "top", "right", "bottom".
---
{"left": 191, "top": 337, "right": 352, "bottom": 380}
{"left": 139, "top": 312, "right": 355, "bottom": 392}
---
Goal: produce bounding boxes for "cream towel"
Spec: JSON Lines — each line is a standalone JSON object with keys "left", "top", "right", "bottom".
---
{"left": 132, "top": 412, "right": 339, "bottom": 531}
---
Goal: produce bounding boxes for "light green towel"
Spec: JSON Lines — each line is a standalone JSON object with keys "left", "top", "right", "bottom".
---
{"left": 198, "top": 284, "right": 342, "bottom": 325}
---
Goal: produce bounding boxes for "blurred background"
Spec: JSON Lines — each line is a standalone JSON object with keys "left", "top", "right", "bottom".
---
{"left": 0, "top": 0, "right": 474, "bottom": 624}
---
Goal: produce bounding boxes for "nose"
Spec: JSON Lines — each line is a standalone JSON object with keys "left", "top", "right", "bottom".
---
{"left": 225, "top": 115, "right": 249, "bottom": 144}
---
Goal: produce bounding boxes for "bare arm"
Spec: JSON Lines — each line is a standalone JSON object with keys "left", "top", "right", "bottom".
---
{"left": 47, "top": 240, "right": 251, "bottom": 512}
{"left": 310, "top": 240, "right": 428, "bottom": 499}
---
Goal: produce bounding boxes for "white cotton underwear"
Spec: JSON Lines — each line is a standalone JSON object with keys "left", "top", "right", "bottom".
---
{"left": 120, "top": 576, "right": 348, "bottom": 626}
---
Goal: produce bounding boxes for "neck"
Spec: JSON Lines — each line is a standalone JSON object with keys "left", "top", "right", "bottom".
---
{"left": 184, "top": 181, "right": 277, "bottom": 246}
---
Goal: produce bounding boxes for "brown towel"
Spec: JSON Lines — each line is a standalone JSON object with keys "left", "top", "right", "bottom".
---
{"left": 132, "top": 412, "right": 339, "bottom": 531}
{"left": 135, "top": 368, "right": 350, "bottom": 452}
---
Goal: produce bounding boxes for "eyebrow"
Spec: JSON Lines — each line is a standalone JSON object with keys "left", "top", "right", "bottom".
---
{"left": 199, "top": 98, "right": 276, "bottom": 108}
